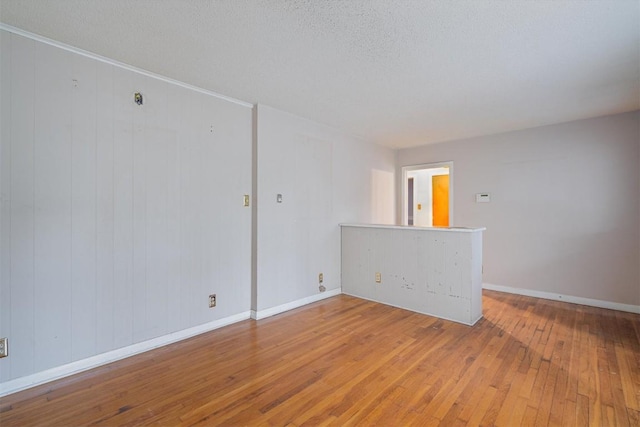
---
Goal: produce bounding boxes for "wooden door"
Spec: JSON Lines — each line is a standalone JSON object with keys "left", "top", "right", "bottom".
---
{"left": 432, "top": 174, "right": 449, "bottom": 227}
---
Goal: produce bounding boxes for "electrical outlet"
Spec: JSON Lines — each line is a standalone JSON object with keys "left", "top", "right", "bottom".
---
{"left": 209, "top": 294, "right": 217, "bottom": 308}
{"left": 319, "top": 273, "right": 323, "bottom": 283}
{"left": 0, "top": 338, "right": 7, "bottom": 358}
{"left": 243, "top": 195, "right": 250, "bottom": 207}
{"left": 319, "top": 285, "right": 326, "bottom": 292}
{"left": 375, "top": 272, "right": 381, "bottom": 283}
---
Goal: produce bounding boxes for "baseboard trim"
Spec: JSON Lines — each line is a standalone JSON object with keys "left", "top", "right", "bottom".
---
{"left": 9, "top": 283, "right": 633, "bottom": 397}
{"left": 251, "top": 288, "right": 342, "bottom": 320}
{"left": 341, "top": 291, "right": 482, "bottom": 326}
{"left": 483, "top": 283, "right": 640, "bottom": 314}
{"left": 0, "top": 311, "right": 251, "bottom": 397}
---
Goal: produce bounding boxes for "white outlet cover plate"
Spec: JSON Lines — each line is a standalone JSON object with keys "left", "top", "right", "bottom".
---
{"left": 476, "top": 193, "right": 491, "bottom": 203}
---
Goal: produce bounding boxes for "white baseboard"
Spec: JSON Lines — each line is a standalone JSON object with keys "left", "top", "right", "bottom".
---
{"left": 0, "top": 311, "right": 251, "bottom": 397}
{"left": 483, "top": 283, "right": 640, "bottom": 314}
{"left": 342, "top": 291, "right": 482, "bottom": 326}
{"left": 10, "top": 283, "right": 633, "bottom": 397}
{"left": 2, "top": 289, "right": 343, "bottom": 397}
{"left": 251, "top": 288, "right": 342, "bottom": 320}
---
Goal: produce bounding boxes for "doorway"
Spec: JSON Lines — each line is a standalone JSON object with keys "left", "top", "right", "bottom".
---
{"left": 401, "top": 162, "right": 453, "bottom": 227}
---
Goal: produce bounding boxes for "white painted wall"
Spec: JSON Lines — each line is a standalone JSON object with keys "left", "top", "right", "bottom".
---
{"left": 397, "top": 112, "right": 640, "bottom": 306}
{"left": 0, "top": 30, "right": 253, "bottom": 384}
{"left": 254, "top": 105, "right": 396, "bottom": 314}
{"left": 371, "top": 169, "right": 395, "bottom": 224}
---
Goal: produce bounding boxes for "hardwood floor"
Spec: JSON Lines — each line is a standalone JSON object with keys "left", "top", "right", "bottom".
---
{"left": 1, "top": 290, "right": 639, "bottom": 426}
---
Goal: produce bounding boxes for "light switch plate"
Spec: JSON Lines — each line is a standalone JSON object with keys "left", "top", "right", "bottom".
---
{"left": 475, "top": 193, "right": 491, "bottom": 203}
{"left": 0, "top": 338, "right": 7, "bottom": 358}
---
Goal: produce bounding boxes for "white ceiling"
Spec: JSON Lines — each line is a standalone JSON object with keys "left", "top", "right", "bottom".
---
{"left": 1, "top": 1, "right": 638, "bottom": 149}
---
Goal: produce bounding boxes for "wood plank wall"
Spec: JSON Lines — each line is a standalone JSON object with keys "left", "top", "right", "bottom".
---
{"left": 0, "top": 29, "right": 252, "bottom": 383}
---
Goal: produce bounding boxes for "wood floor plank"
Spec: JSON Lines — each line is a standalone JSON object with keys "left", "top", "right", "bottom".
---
{"left": 454, "top": 368, "right": 491, "bottom": 423}
{"left": 1, "top": 291, "right": 639, "bottom": 426}
{"left": 465, "top": 385, "right": 497, "bottom": 427}
{"left": 506, "top": 395, "right": 530, "bottom": 426}
{"left": 576, "top": 393, "right": 590, "bottom": 426}
{"left": 616, "top": 343, "right": 640, "bottom": 411}
{"left": 534, "top": 358, "right": 559, "bottom": 426}
{"left": 493, "top": 370, "right": 526, "bottom": 425}
{"left": 562, "top": 397, "right": 578, "bottom": 427}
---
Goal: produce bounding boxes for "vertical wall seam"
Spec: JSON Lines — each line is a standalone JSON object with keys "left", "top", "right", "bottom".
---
{"left": 143, "top": 82, "right": 148, "bottom": 338}
{"left": 164, "top": 84, "right": 169, "bottom": 334}
{"left": 94, "top": 60, "right": 99, "bottom": 352}
{"left": 110, "top": 64, "right": 115, "bottom": 348}
{"left": 31, "top": 37, "right": 36, "bottom": 375}
{"left": 176, "top": 91, "right": 182, "bottom": 329}
{"left": 70, "top": 54, "right": 74, "bottom": 360}
{"left": 6, "top": 32, "right": 14, "bottom": 378}
{"left": 130, "top": 82, "right": 134, "bottom": 344}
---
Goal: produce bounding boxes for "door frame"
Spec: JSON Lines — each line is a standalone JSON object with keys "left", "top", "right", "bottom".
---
{"left": 401, "top": 161, "right": 454, "bottom": 226}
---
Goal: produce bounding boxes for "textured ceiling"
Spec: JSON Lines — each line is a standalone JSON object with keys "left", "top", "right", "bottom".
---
{"left": 1, "top": 0, "right": 638, "bottom": 148}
